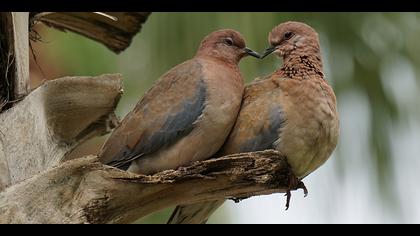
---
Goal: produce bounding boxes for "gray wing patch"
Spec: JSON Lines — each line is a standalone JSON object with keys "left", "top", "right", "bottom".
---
{"left": 108, "top": 80, "right": 207, "bottom": 168}
{"left": 135, "top": 80, "right": 206, "bottom": 154}
{"left": 239, "top": 106, "right": 285, "bottom": 153}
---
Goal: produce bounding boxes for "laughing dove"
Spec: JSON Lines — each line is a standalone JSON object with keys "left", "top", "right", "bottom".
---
{"left": 99, "top": 29, "right": 260, "bottom": 175}
{"left": 168, "top": 21, "right": 340, "bottom": 224}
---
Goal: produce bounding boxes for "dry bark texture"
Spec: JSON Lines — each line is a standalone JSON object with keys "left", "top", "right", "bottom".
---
{"left": 0, "top": 74, "right": 123, "bottom": 187}
{"left": 0, "top": 150, "right": 293, "bottom": 224}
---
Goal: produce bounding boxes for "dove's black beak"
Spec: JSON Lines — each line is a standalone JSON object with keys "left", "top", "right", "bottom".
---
{"left": 261, "top": 46, "right": 277, "bottom": 59}
{"left": 243, "top": 47, "right": 261, "bottom": 58}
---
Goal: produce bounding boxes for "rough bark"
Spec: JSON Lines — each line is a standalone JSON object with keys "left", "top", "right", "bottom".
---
{"left": 0, "top": 12, "right": 30, "bottom": 190}
{"left": 0, "top": 150, "right": 296, "bottom": 224}
{"left": 0, "top": 74, "right": 122, "bottom": 188}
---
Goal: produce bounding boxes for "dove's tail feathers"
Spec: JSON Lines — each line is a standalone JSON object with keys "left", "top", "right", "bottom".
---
{"left": 167, "top": 200, "right": 225, "bottom": 224}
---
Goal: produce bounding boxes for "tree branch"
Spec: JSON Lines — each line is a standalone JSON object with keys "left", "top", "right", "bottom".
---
{"left": 0, "top": 74, "right": 122, "bottom": 188}
{"left": 0, "top": 150, "right": 296, "bottom": 224}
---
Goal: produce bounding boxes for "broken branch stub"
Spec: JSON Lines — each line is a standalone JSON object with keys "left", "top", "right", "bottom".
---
{"left": 0, "top": 74, "right": 123, "bottom": 186}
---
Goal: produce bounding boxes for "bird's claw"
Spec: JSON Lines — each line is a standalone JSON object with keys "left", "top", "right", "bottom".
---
{"left": 284, "top": 172, "right": 309, "bottom": 210}
{"left": 285, "top": 190, "right": 292, "bottom": 210}
{"left": 230, "top": 196, "right": 248, "bottom": 203}
{"left": 297, "top": 181, "right": 309, "bottom": 197}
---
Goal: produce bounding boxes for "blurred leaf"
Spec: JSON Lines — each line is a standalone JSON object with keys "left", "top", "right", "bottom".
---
{"left": 31, "top": 12, "right": 151, "bottom": 53}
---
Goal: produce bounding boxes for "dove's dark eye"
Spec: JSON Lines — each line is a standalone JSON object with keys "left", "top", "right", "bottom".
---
{"left": 284, "top": 31, "right": 294, "bottom": 40}
{"left": 224, "top": 37, "right": 233, "bottom": 46}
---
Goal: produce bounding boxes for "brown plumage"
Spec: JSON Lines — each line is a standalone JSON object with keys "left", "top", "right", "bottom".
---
{"left": 168, "top": 21, "right": 340, "bottom": 224}
{"left": 99, "top": 29, "right": 260, "bottom": 175}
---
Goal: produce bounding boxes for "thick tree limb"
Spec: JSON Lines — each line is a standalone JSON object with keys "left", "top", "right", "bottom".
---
{"left": 30, "top": 12, "right": 151, "bottom": 53}
{"left": 0, "top": 150, "right": 297, "bottom": 224}
{"left": 0, "top": 74, "right": 122, "bottom": 187}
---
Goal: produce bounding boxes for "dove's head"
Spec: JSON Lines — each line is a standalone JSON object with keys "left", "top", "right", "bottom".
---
{"left": 261, "top": 21, "right": 321, "bottom": 59}
{"left": 196, "top": 29, "right": 260, "bottom": 64}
